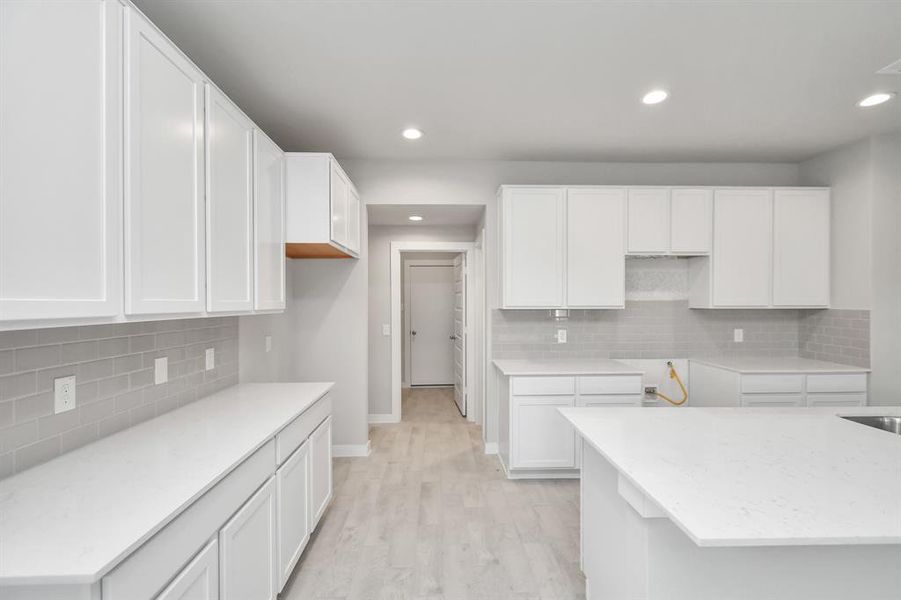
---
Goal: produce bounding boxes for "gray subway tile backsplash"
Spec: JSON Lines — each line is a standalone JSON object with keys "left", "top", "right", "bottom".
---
{"left": 799, "top": 309, "right": 870, "bottom": 367}
{"left": 0, "top": 317, "right": 239, "bottom": 478}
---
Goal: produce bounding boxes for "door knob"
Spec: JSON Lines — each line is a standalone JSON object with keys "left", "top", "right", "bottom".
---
{"left": 449, "top": 335, "right": 456, "bottom": 340}
{"left": 411, "top": 330, "right": 417, "bottom": 336}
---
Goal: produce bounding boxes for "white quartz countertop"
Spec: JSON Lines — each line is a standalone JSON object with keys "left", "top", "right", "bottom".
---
{"left": 493, "top": 358, "right": 644, "bottom": 376}
{"left": 691, "top": 356, "right": 870, "bottom": 373}
{"left": 560, "top": 405, "right": 901, "bottom": 547}
{"left": 0, "top": 382, "right": 333, "bottom": 586}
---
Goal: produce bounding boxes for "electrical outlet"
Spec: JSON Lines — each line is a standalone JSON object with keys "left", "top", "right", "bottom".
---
{"left": 265, "top": 335, "right": 272, "bottom": 353}
{"left": 644, "top": 385, "right": 659, "bottom": 396}
{"left": 205, "top": 348, "right": 215, "bottom": 371}
{"left": 53, "top": 375, "right": 77, "bottom": 414}
{"left": 733, "top": 328, "right": 744, "bottom": 343}
{"left": 382, "top": 324, "right": 390, "bottom": 336}
{"left": 154, "top": 357, "right": 168, "bottom": 385}
{"left": 557, "top": 329, "right": 567, "bottom": 344}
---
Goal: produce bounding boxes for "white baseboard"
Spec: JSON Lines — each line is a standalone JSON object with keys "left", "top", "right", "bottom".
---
{"left": 483, "top": 442, "right": 498, "bottom": 455}
{"left": 332, "top": 440, "right": 372, "bottom": 458}
{"left": 368, "top": 413, "right": 399, "bottom": 424}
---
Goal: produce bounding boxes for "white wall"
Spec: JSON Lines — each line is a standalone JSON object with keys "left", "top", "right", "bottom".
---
{"left": 367, "top": 226, "right": 476, "bottom": 417}
{"left": 868, "top": 132, "right": 901, "bottom": 405}
{"left": 239, "top": 215, "right": 370, "bottom": 453}
{"left": 344, "top": 159, "right": 800, "bottom": 444}
{"left": 798, "top": 140, "right": 873, "bottom": 309}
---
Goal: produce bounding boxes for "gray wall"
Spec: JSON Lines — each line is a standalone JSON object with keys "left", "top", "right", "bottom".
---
{"left": 0, "top": 317, "right": 238, "bottom": 478}
{"left": 799, "top": 131, "right": 901, "bottom": 404}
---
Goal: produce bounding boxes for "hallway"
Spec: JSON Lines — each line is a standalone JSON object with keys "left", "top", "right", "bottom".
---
{"left": 282, "top": 387, "right": 585, "bottom": 600}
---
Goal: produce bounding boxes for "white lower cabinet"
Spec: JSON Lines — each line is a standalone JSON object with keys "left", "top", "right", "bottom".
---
{"left": 220, "top": 477, "right": 278, "bottom": 600}
{"left": 504, "top": 374, "right": 642, "bottom": 475}
{"left": 276, "top": 441, "right": 311, "bottom": 592}
{"left": 511, "top": 395, "right": 577, "bottom": 469}
{"left": 157, "top": 539, "right": 219, "bottom": 600}
{"left": 310, "top": 416, "right": 333, "bottom": 528}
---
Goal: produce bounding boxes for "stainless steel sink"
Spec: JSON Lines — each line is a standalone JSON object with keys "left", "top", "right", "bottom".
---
{"left": 840, "top": 415, "right": 901, "bottom": 435}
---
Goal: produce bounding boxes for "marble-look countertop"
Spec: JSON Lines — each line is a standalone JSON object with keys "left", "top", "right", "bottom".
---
{"left": 0, "top": 382, "right": 333, "bottom": 586}
{"left": 561, "top": 405, "right": 901, "bottom": 547}
{"left": 493, "top": 358, "right": 644, "bottom": 376}
{"left": 691, "top": 356, "right": 870, "bottom": 374}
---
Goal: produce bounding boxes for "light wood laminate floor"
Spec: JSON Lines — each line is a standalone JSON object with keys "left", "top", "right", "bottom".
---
{"left": 282, "top": 387, "right": 585, "bottom": 600}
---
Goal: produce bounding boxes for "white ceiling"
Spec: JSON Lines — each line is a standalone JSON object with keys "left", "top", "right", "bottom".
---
{"left": 368, "top": 204, "right": 485, "bottom": 227}
{"left": 134, "top": 0, "right": 901, "bottom": 162}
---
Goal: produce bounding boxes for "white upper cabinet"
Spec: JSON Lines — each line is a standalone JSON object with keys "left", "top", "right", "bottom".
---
{"left": 346, "top": 187, "right": 362, "bottom": 255}
{"left": 711, "top": 189, "right": 773, "bottom": 307}
{"left": 627, "top": 188, "right": 670, "bottom": 254}
{"left": 501, "top": 187, "right": 566, "bottom": 308}
{"left": 253, "top": 130, "right": 286, "bottom": 311}
{"left": 567, "top": 188, "right": 625, "bottom": 308}
{"left": 772, "top": 189, "right": 830, "bottom": 307}
{"left": 670, "top": 189, "right": 713, "bottom": 254}
{"left": 206, "top": 85, "right": 254, "bottom": 313}
{"left": 284, "top": 153, "right": 360, "bottom": 258}
{"left": 0, "top": 0, "right": 123, "bottom": 321}
{"left": 124, "top": 8, "right": 206, "bottom": 315}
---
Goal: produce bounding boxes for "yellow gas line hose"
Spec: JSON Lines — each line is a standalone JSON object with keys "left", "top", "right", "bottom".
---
{"left": 654, "top": 361, "right": 688, "bottom": 406}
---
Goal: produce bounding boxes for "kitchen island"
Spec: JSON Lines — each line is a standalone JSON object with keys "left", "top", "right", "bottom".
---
{"left": 560, "top": 406, "right": 901, "bottom": 600}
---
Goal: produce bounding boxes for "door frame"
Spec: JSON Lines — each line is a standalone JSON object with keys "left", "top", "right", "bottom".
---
{"left": 404, "top": 258, "right": 456, "bottom": 387}
{"left": 389, "top": 241, "right": 479, "bottom": 424}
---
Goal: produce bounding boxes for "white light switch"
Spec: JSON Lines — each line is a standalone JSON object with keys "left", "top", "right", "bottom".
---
{"left": 733, "top": 328, "right": 744, "bottom": 343}
{"left": 154, "top": 357, "right": 168, "bottom": 385}
{"left": 205, "top": 348, "right": 215, "bottom": 371}
{"left": 557, "top": 329, "right": 567, "bottom": 344}
{"left": 265, "top": 335, "right": 272, "bottom": 353}
{"left": 53, "top": 375, "right": 77, "bottom": 414}
{"left": 382, "top": 324, "right": 390, "bottom": 336}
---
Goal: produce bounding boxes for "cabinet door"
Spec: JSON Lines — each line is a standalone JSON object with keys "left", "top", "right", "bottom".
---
{"left": 581, "top": 395, "right": 642, "bottom": 407}
{"left": 346, "top": 186, "right": 361, "bottom": 255}
{"left": 772, "top": 189, "right": 830, "bottom": 307}
{"left": 309, "top": 416, "right": 333, "bottom": 529}
{"left": 627, "top": 188, "right": 669, "bottom": 254}
{"left": 712, "top": 189, "right": 772, "bottom": 307}
{"left": 220, "top": 477, "right": 277, "bottom": 600}
{"left": 567, "top": 188, "right": 625, "bottom": 308}
{"left": 670, "top": 189, "right": 712, "bottom": 254}
{"left": 0, "top": 0, "right": 122, "bottom": 321}
{"left": 511, "top": 396, "right": 576, "bottom": 469}
{"left": 502, "top": 188, "right": 566, "bottom": 307}
{"left": 125, "top": 9, "right": 205, "bottom": 315}
{"left": 276, "top": 442, "right": 310, "bottom": 592}
{"left": 206, "top": 85, "right": 254, "bottom": 313}
{"left": 253, "top": 130, "right": 286, "bottom": 311}
{"left": 157, "top": 539, "right": 218, "bottom": 600}
{"left": 329, "top": 162, "right": 349, "bottom": 249}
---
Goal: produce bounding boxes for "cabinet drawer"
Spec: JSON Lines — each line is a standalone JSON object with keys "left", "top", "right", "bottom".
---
{"left": 511, "top": 376, "right": 575, "bottom": 396}
{"left": 103, "top": 440, "right": 275, "bottom": 600}
{"left": 806, "top": 393, "right": 866, "bottom": 407}
{"left": 579, "top": 375, "right": 642, "bottom": 395}
{"left": 741, "top": 394, "right": 803, "bottom": 407}
{"left": 276, "top": 394, "right": 332, "bottom": 464}
{"left": 580, "top": 394, "right": 642, "bottom": 407}
{"left": 806, "top": 374, "right": 867, "bottom": 394}
{"left": 741, "top": 374, "right": 804, "bottom": 394}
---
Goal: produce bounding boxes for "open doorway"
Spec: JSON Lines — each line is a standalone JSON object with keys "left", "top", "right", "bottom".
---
{"left": 390, "top": 241, "right": 480, "bottom": 423}
{"left": 402, "top": 253, "right": 467, "bottom": 416}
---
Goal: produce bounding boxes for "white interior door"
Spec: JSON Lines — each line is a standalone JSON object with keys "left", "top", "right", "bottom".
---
{"left": 453, "top": 255, "right": 466, "bottom": 416}
{"left": 410, "top": 265, "right": 455, "bottom": 386}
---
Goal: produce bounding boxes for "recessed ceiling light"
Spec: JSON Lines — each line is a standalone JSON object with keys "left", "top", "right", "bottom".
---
{"left": 642, "top": 89, "right": 669, "bottom": 105}
{"left": 402, "top": 128, "right": 423, "bottom": 140}
{"left": 408, "top": 215, "right": 423, "bottom": 222}
{"left": 857, "top": 92, "right": 895, "bottom": 108}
